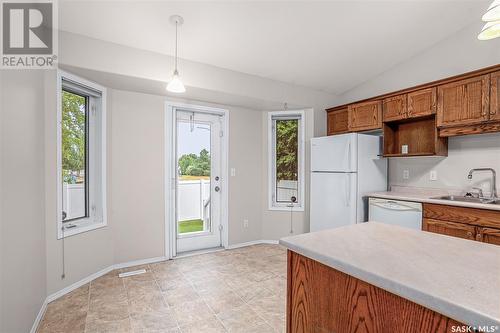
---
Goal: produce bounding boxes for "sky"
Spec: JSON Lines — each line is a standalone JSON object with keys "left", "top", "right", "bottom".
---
{"left": 177, "top": 121, "right": 210, "bottom": 157}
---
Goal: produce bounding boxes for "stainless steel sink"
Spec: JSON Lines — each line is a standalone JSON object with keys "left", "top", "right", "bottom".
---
{"left": 432, "top": 195, "right": 500, "bottom": 205}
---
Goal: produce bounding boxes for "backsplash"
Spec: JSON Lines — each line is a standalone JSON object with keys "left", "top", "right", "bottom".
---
{"left": 389, "top": 132, "right": 500, "bottom": 197}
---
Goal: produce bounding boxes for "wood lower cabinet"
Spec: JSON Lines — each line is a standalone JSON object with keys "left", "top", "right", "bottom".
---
{"left": 408, "top": 87, "right": 437, "bottom": 118}
{"left": 422, "top": 203, "right": 500, "bottom": 246}
{"left": 422, "top": 218, "right": 475, "bottom": 240}
{"left": 348, "top": 100, "right": 382, "bottom": 131}
{"left": 478, "top": 227, "right": 500, "bottom": 245}
{"left": 327, "top": 108, "right": 349, "bottom": 135}
{"left": 437, "top": 74, "right": 490, "bottom": 128}
{"left": 490, "top": 70, "right": 500, "bottom": 122}
{"left": 287, "top": 251, "right": 463, "bottom": 333}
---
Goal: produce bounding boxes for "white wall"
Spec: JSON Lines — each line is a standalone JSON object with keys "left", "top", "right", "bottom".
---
{"left": 389, "top": 133, "right": 500, "bottom": 196}
{"left": 1, "top": 71, "right": 47, "bottom": 333}
{"left": 109, "top": 89, "right": 166, "bottom": 263}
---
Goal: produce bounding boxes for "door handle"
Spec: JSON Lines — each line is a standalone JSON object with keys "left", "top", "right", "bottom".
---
{"left": 214, "top": 186, "right": 220, "bottom": 192}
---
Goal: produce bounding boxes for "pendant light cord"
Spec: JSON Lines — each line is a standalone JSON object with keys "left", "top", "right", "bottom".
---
{"left": 175, "top": 21, "right": 178, "bottom": 72}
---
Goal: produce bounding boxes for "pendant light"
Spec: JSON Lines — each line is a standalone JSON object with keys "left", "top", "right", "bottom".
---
{"left": 167, "top": 15, "right": 186, "bottom": 93}
{"left": 482, "top": 0, "right": 500, "bottom": 22}
{"left": 478, "top": 0, "right": 500, "bottom": 40}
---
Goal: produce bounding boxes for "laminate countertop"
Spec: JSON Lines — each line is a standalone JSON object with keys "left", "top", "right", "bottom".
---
{"left": 280, "top": 222, "right": 500, "bottom": 328}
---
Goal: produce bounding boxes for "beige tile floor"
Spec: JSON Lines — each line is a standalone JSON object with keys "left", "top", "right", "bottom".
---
{"left": 37, "top": 244, "right": 287, "bottom": 333}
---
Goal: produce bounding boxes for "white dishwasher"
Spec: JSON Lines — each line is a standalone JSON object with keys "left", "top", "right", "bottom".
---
{"left": 368, "top": 198, "right": 422, "bottom": 230}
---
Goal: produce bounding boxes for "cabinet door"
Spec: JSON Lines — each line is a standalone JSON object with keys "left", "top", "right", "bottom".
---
{"left": 477, "top": 227, "right": 500, "bottom": 246}
{"left": 348, "top": 100, "right": 382, "bottom": 131}
{"left": 490, "top": 71, "right": 500, "bottom": 122}
{"left": 327, "top": 108, "right": 349, "bottom": 135}
{"left": 408, "top": 87, "right": 437, "bottom": 118}
{"left": 383, "top": 94, "right": 407, "bottom": 122}
{"left": 422, "top": 218, "right": 475, "bottom": 240}
{"left": 437, "top": 75, "right": 490, "bottom": 127}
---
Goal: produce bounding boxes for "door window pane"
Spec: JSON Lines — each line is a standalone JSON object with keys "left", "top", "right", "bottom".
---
{"left": 177, "top": 120, "right": 211, "bottom": 234}
{"left": 61, "top": 90, "right": 88, "bottom": 221}
{"left": 275, "top": 118, "right": 299, "bottom": 202}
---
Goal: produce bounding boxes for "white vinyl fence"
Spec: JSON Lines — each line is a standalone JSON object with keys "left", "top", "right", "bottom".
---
{"left": 177, "top": 179, "right": 211, "bottom": 221}
{"left": 62, "top": 183, "right": 86, "bottom": 220}
{"left": 63, "top": 179, "right": 211, "bottom": 222}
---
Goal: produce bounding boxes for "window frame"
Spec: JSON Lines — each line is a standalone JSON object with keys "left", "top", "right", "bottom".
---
{"left": 268, "top": 110, "right": 305, "bottom": 211}
{"left": 56, "top": 71, "right": 107, "bottom": 239}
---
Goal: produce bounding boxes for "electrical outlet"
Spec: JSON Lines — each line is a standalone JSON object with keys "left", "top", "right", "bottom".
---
{"left": 403, "top": 169, "right": 410, "bottom": 180}
{"left": 401, "top": 145, "right": 409, "bottom": 154}
{"left": 430, "top": 170, "right": 438, "bottom": 181}
{"left": 231, "top": 168, "right": 236, "bottom": 177}
{"left": 243, "top": 219, "right": 249, "bottom": 228}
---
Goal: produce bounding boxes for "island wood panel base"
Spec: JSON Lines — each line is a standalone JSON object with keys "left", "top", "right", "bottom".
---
{"left": 287, "top": 251, "right": 463, "bottom": 333}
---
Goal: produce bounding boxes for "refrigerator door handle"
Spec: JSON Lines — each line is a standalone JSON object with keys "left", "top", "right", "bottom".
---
{"left": 345, "top": 174, "right": 351, "bottom": 207}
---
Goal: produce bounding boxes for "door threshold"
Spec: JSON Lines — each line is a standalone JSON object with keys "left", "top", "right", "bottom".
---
{"left": 175, "top": 246, "right": 225, "bottom": 259}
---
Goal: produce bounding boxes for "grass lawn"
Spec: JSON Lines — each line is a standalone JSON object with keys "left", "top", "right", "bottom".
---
{"left": 178, "top": 219, "right": 204, "bottom": 233}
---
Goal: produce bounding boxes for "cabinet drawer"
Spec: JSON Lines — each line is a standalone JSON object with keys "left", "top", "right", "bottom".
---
{"left": 423, "top": 203, "right": 500, "bottom": 229}
{"left": 478, "top": 227, "right": 500, "bottom": 245}
{"left": 422, "top": 218, "right": 475, "bottom": 240}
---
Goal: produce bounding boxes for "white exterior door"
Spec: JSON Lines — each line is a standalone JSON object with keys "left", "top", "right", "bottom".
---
{"left": 310, "top": 172, "right": 357, "bottom": 232}
{"left": 175, "top": 111, "right": 223, "bottom": 253}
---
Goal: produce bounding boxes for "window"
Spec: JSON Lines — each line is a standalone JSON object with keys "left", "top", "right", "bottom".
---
{"left": 57, "top": 72, "right": 106, "bottom": 238}
{"left": 268, "top": 111, "right": 305, "bottom": 211}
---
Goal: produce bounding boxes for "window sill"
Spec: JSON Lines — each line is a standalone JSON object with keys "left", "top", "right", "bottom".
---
{"left": 268, "top": 205, "right": 304, "bottom": 212}
{"left": 58, "top": 220, "right": 107, "bottom": 239}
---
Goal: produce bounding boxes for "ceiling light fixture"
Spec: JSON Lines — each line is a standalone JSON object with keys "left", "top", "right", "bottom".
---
{"left": 478, "top": 0, "right": 500, "bottom": 40}
{"left": 166, "top": 15, "right": 186, "bottom": 93}
{"left": 482, "top": 0, "right": 500, "bottom": 22}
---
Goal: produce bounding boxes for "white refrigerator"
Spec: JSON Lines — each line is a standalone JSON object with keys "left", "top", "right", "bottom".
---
{"left": 310, "top": 133, "right": 387, "bottom": 232}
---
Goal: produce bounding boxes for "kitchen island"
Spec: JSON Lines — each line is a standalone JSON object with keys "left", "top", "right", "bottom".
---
{"left": 280, "top": 222, "right": 500, "bottom": 333}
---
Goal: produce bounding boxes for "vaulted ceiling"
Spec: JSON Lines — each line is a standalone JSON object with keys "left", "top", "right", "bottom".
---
{"left": 59, "top": 1, "right": 490, "bottom": 96}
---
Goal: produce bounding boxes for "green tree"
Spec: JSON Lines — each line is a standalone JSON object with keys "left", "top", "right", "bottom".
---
{"left": 178, "top": 149, "right": 211, "bottom": 176}
{"left": 276, "top": 119, "right": 298, "bottom": 181}
{"left": 61, "top": 91, "right": 86, "bottom": 183}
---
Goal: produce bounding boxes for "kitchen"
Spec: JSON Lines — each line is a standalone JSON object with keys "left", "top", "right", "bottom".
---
{"left": 281, "top": 65, "right": 500, "bottom": 331}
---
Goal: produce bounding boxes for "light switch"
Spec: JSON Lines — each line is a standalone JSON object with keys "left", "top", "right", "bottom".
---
{"left": 430, "top": 170, "right": 438, "bottom": 181}
{"left": 403, "top": 170, "right": 410, "bottom": 180}
{"left": 231, "top": 168, "right": 236, "bottom": 177}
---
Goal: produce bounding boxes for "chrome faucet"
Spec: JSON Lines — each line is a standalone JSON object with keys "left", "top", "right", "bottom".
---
{"left": 468, "top": 168, "right": 497, "bottom": 199}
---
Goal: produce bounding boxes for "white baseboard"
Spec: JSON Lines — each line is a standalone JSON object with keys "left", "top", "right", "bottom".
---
{"left": 31, "top": 255, "right": 168, "bottom": 333}
{"left": 30, "top": 299, "right": 48, "bottom": 333}
{"left": 226, "top": 239, "right": 279, "bottom": 249}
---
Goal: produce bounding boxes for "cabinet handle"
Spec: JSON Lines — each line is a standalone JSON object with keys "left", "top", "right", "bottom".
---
{"left": 467, "top": 231, "right": 473, "bottom": 238}
{"left": 476, "top": 233, "right": 482, "bottom": 241}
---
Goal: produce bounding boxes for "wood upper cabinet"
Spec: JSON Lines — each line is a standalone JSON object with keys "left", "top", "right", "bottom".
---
{"left": 477, "top": 227, "right": 500, "bottom": 245}
{"left": 348, "top": 100, "right": 382, "bottom": 131}
{"left": 490, "top": 70, "right": 500, "bottom": 122}
{"left": 437, "top": 74, "right": 490, "bottom": 128}
{"left": 408, "top": 87, "right": 437, "bottom": 118}
{"left": 327, "top": 108, "right": 349, "bottom": 135}
{"left": 422, "top": 218, "right": 475, "bottom": 241}
{"left": 383, "top": 94, "right": 407, "bottom": 122}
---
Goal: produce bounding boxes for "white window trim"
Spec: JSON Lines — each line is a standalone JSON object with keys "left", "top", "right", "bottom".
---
{"left": 268, "top": 110, "right": 305, "bottom": 212}
{"left": 56, "top": 70, "right": 107, "bottom": 239}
